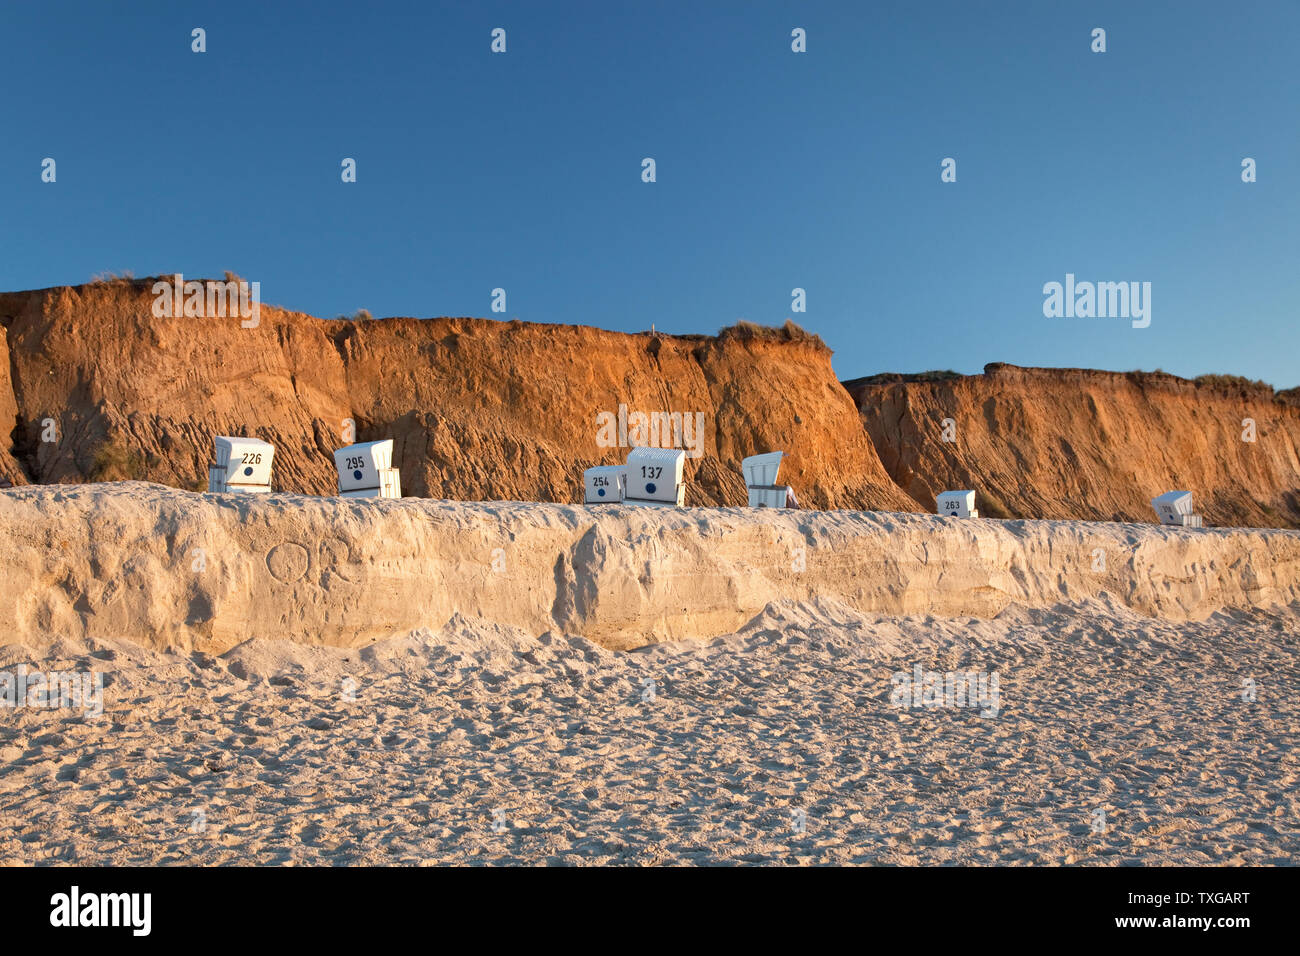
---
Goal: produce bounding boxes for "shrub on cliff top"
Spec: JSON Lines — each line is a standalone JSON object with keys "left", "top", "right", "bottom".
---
{"left": 1193, "top": 373, "right": 1273, "bottom": 392}
{"left": 848, "top": 370, "right": 963, "bottom": 386}
{"left": 718, "top": 319, "right": 827, "bottom": 350}
{"left": 89, "top": 270, "right": 135, "bottom": 285}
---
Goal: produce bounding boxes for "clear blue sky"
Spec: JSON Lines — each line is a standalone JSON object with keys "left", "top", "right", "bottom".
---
{"left": 3, "top": 0, "right": 1296, "bottom": 386}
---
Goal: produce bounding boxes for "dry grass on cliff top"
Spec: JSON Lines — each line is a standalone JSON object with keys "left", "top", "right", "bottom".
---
{"left": 716, "top": 319, "right": 828, "bottom": 351}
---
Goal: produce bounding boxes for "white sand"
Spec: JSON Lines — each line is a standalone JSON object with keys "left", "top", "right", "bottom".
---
{"left": 0, "top": 483, "right": 1296, "bottom": 864}
{"left": 0, "top": 598, "right": 1296, "bottom": 865}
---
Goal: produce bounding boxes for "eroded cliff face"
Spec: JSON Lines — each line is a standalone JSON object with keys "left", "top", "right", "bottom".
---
{"left": 0, "top": 279, "right": 914, "bottom": 511}
{"left": 846, "top": 364, "right": 1300, "bottom": 528}
{"left": 3, "top": 280, "right": 1297, "bottom": 528}
{"left": 0, "top": 325, "right": 19, "bottom": 484}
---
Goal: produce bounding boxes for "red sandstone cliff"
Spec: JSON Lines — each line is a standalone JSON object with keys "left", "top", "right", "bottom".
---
{"left": 845, "top": 364, "right": 1300, "bottom": 528}
{"left": 3, "top": 279, "right": 1297, "bottom": 529}
{"left": 0, "top": 278, "right": 914, "bottom": 511}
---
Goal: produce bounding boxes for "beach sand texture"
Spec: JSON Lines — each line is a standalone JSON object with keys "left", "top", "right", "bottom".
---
{"left": 0, "top": 483, "right": 1296, "bottom": 864}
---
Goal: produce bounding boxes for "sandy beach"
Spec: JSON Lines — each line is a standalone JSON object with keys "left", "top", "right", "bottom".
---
{"left": 1, "top": 484, "right": 1295, "bottom": 865}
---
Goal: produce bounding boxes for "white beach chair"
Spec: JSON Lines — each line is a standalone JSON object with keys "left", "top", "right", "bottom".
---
{"left": 335, "top": 439, "right": 401, "bottom": 498}
{"left": 583, "top": 465, "right": 627, "bottom": 504}
{"left": 741, "top": 451, "right": 797, "bottom": 508}
{"left": 625, "top": 447, "right": 686, "bottom": 507}
{"left": 936, "top": 489, "right": 978, "bottom": 518}
{"left": 209, "top": 436, "right": 275, "bottom": 493}
{"left": 1151, "top": 491, "right": 1202, "bottom": 527}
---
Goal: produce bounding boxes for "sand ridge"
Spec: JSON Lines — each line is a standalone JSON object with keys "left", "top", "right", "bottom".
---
{"left": 1, "top": 482, "right": 1297, "bottom": 654}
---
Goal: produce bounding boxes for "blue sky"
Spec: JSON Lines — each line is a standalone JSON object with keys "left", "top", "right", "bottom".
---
{"left": 2, "top": 0, "right": 1296, "bottom": 385}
